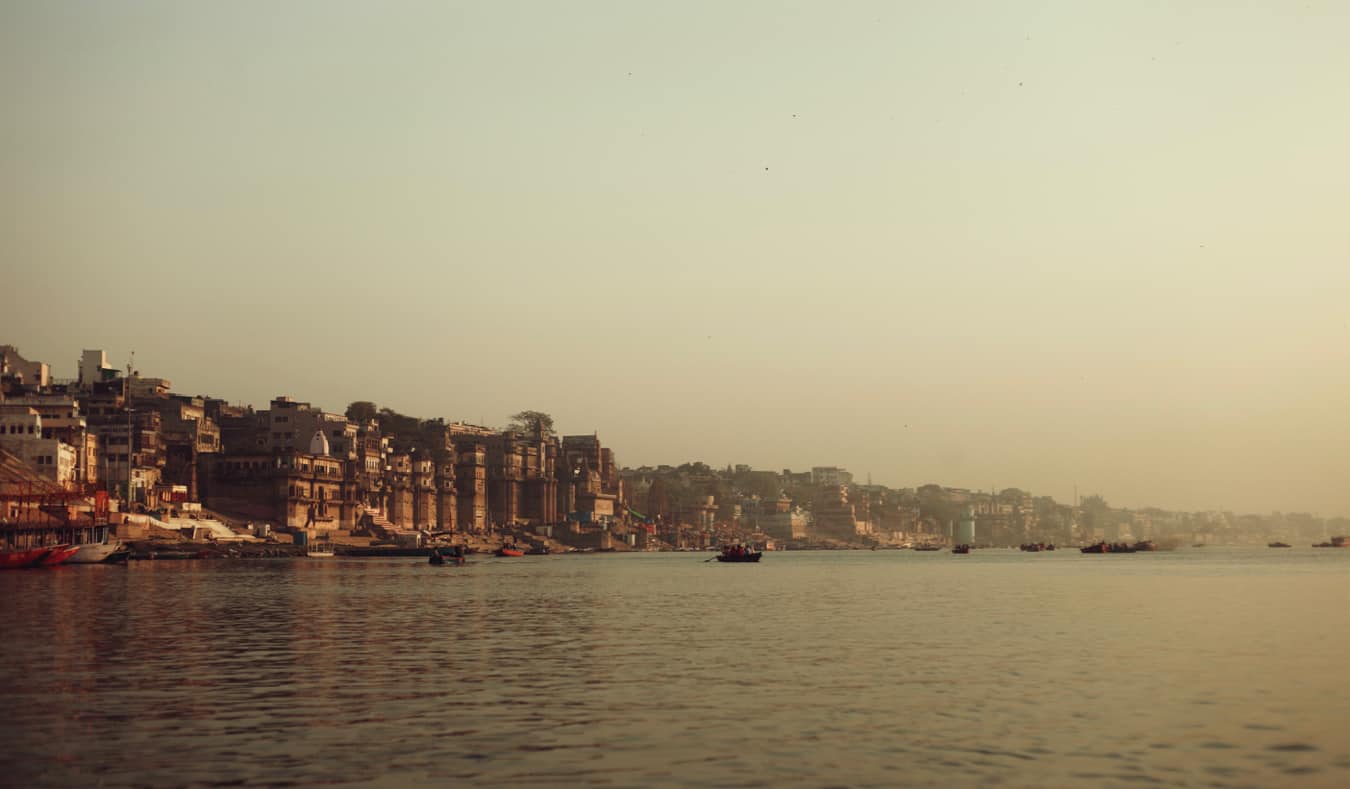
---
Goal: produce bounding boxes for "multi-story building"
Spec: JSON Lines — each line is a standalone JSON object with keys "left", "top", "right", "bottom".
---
{"left": 0, "top": 394, "right": 99, "bottom": 486}
{"left": 77, "top": 350, "right": 119, "bottom": 389}
{"left": 0, "top": 345, "right": 51, "bottom": 390}
{"left": 811, "top": 466, "right": 854, "bottom": 487}
{"left": 0, "top": 408, "right": 77, "bottom": 486}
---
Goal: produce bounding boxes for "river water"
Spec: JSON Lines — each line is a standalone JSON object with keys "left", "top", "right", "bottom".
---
{"left": 2, "top": 547, "right": 1347, "bottom": 788}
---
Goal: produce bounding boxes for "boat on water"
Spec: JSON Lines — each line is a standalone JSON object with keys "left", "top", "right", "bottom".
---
{"left": 430, "top": 547, "right": 467, "bottom": 565}
{"left": 913, "top": 544, "right": 942, "bottom": 552}
{"left": 1268, "top": 541, "right": 1292, "bottom": 548}
{"left": 1312, "top": 536, "right": 1348, "bottom": 548}
{"left": 37, "top": 545, "right": 80, "bottom": 566}
{"left": 306, "top": 541, "right": 335, "bottom": 558}
{"left": 714, "top": 544, "right": 761, "bottom": 563}
{"left": 495, "top": 547, "right": 525, "bottom": 558}
{"left": 1019, "top": 542, "right": 1055, "bottom": 552}
{"left": 952, "top": 544, "right": 972, "bottom": 554}
{"left": 67, "top": 541, "right": 128, "bottom": 564}
{"left": 1081, "top": 541, "right": 1139, "bottom": 554}
{"left": 0, "top": 546, "right": 55, "bottom": 569}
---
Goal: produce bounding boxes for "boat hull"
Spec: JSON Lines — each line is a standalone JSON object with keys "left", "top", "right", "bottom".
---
{"left": 0, "top": 547, "right": 52, "bottom": 569}
{"left": 495, "top": 548, "right": 524, "bottom": 558}
{"left": 67, "top": 542, "right": 126, "bottom": 564}
{"left": 36, "top": 545, "right": 80, "bottom": 567}
{"left": 715, "top": 553, "right": 762, "bottom": 562}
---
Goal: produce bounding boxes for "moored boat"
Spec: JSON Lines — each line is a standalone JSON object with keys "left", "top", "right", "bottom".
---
{"left": 0, "top": 547, "right": 53, "bottom": 569}
{"left": 495, "top": 547, "right": 525, "bottom": 558}
{"left": 37, "top": 545, "right": 80, "bottom": 566}
{"left": 67, "top": 541, "right": 127, "bottom": 564}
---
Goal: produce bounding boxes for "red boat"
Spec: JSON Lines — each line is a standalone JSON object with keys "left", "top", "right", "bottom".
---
{"left": 495, "top": 547, "right": 524, "bottom": 558}
{"left": 0, "top": 547, "right": 53, "bottom": 569}
{"left": 37, "top": 545, "right": 80, "bottom": 566}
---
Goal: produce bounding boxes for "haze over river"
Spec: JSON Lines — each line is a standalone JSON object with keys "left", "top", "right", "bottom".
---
{"left": 3, "top": 548, "right": 1347, "bottom": 788}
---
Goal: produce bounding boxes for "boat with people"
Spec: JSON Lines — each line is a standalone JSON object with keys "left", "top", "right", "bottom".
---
{"left": 1081, "top": 541, "right": 1139, "bottom": 554}
{"left": 913, "top": 544, "right": 942, "bottom": 551}
{"left": 952, "top": 544, "right": 972, "bottom": 554}
{"left": 1312, "top": 536, "right": 1347, "bottom": 548}
{"left": 429, "top": 548, "right": 467, "bottom": 565}
{"left": 714, "top": 544, "right": 761, "bottom": 563}
{"left": 1019, "top": 542, "right": 1055, "bottom": 552}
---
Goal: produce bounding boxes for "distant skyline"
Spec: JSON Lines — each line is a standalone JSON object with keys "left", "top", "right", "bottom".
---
{"left": 5, "top": 2, "right": 1349, "bottom": 516}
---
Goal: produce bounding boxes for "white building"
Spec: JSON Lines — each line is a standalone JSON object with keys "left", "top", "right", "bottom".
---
{"left": 0, "top": 345, "right": 50, "bottom": 389}
{"left": 0, "top": 408, "right": 78, "bottom": 486}
{"left": 78, "top": 349, "right": 120, "bottom": 388}
{"left": 0, "top": 395, "right": 99, "bottom": 485}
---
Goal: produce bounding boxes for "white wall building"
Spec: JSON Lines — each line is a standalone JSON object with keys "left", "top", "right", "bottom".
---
{"left": 0, "top": 408, "right": 78, "bottom": 486}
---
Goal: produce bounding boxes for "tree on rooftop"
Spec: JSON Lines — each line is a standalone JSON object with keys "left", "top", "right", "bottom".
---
{"left": 508, "top": 410, "right": 555, "bottom": 440}
{"left": 345, "top": 401, "right": 378, "bottom": 423}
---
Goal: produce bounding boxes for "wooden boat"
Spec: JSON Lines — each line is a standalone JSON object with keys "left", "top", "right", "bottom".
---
{"left": 495, "top": 547, "right": 525, "bottom": 558}
{"left": 715, "top": 550, "right": 762, "bottom": 563}
{"left": 37, "top": 545, "right": 80, "bottom": 566}
{"left": 67, "top": 541, "right": 127, "bottom": 564}
{"left": 429, "top": 551, "right": 466, "bottom": 565}
{"left": 1081, "top": 541, "right": 1137, "bottom": 554}
{"left": 913, "top": 544, "right": 942, "bottom": 551}
{"left": 951, "top": 544, "right": 972, "bottom": 554}
{"left": 1268, "top": 541, "right": 1291, "bottom": 548}
{"left": 0, "top": 547, "right": 53, "bottom": 569}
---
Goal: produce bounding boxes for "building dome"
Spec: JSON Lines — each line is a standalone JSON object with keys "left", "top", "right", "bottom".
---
{"left": 309, "top": 430, "right": 330, "bottom": 456}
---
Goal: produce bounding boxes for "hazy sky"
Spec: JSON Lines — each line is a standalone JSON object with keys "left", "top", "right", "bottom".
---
{"left": 5, "top": 1, "right": 1349, "bottom": 515}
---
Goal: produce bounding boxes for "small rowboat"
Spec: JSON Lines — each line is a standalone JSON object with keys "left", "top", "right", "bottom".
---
{"left": 495, "top": 547, "right": 525, "bottom": 558}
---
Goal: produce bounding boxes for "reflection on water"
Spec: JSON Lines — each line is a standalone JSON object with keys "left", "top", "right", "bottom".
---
{"left": 2, "top": 549, "right": 1348, "bottom": 787}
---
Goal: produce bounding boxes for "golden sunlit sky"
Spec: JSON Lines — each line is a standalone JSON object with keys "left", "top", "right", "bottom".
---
{"left": 5, "top": 1, "right": 1349, "bottom": 515}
